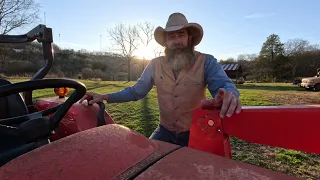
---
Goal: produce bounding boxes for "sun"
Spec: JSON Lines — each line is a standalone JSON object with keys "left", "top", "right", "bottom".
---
{"left": 134, "top": 45, "right": 155, "bottom": 60}
{"left": 134, "top": 40, "right": 165, "bottom": 60}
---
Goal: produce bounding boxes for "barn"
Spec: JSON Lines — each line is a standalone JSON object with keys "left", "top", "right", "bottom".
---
{"left": 221, "top": 63, "right": 243, "bottom": 81}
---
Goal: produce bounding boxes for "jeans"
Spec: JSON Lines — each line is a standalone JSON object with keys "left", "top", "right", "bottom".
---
{"left": 149, "top": 124, "right": 190, "bottom": 147}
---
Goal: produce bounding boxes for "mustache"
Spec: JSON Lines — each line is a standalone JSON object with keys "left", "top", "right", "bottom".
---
{"left": 172, "top": 43, "right": 184, "bottom": 49}
{"left": 165, "top": 44, "right": 194, "bottom": 56}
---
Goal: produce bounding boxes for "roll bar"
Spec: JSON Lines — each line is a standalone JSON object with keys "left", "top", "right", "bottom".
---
{"left": 0, "top": 24, "right": 54, "bottom": 113}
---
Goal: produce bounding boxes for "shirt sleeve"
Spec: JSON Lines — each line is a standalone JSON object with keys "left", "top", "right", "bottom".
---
{"left": 204, "top": 54, "right": 240, "bottom": 98}
{"left": 106, "top": 59, "right": 156, "bottom": 103}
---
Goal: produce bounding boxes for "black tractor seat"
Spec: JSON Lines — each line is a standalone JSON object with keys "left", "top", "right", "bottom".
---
{"left": 0, "top": 79, "right": 29, "bottom": 119}
{"left": 0, "top": 78, "right": 34, "bottom": 166}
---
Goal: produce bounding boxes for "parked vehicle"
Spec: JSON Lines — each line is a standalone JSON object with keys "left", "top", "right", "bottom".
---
{"left": 300, "top": 75, "right": 320, "bottom": 91}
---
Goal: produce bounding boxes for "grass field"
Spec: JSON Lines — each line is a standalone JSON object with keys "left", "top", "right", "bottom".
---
{"left": 7, "top": 78, "right": 320, "bottom": 179}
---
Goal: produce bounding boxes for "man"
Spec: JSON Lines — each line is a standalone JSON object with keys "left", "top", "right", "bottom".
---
{"left": 79, "top": 12, "right": 242, "bottom": 146}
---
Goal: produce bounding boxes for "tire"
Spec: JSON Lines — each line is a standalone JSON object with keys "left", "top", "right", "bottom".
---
{"left": 314, "top": 84, "right": 320, "bottom": 92}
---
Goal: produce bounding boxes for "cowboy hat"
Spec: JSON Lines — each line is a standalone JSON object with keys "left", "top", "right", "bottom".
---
{"left": 154, "top": 12, "right": 203, "bottom": 47}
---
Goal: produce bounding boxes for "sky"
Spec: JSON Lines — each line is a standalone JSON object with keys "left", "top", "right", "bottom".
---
{"left": 25, "top": 0, "right": 320, "bottom": 60}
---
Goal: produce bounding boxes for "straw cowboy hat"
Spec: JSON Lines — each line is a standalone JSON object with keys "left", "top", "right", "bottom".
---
{"left": 154, "top": 12, "right": 203, "bottom": 47}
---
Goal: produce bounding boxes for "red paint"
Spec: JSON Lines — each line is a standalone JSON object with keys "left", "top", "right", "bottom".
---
{"left": 189, "top": 105, "right": 320, "bottom": 157}
{"left": 34, "top": 97, "right": 115, "bottom": 140}
{"left": 135, "top": 147, "right": 299, "bottom": 180}
{"left": 188, "top": 110, "right": 232, "bottom": 157}
{"left": 0, "top": 124, "right": 159, "bottom": 180}
{"left": 2, "top": 102, "right": 319, "bottom": 179}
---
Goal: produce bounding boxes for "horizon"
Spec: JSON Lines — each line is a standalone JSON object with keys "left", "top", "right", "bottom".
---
{"left": 18, "top": 0, "right": 320, "bottom": 60}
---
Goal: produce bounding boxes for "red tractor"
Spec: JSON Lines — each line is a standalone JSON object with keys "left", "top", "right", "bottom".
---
{"left": 0, "top": 25, "right": 319, "bottom": 179}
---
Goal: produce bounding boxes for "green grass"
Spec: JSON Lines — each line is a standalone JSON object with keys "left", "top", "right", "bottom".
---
{"left": 6, "top": 78, "right": 320, "bottom": 179}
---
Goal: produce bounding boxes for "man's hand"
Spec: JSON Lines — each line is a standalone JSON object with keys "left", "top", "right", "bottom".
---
{"left": 201, "top": 88, "right": 241, "bottom": 119}
{"left": 79, "top": 92, "right": 108, "bottom": 105}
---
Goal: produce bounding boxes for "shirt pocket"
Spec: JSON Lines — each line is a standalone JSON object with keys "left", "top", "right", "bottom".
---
{"left": 155, "top": 73, "right": 172, "bottom": 86}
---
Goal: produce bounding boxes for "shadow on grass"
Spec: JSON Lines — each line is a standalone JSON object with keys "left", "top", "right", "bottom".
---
{"left": 236, "top": 84, "right": 304, "bottom": 91}
{"left": 138, "top": 97, "right": 158, "bottom": 137}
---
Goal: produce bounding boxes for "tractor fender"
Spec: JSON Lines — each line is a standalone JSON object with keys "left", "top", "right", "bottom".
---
{"left": 34, "top": 98, "right": 115, "bottom": 140}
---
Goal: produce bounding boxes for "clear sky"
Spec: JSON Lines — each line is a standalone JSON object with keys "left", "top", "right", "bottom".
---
{"left": 33, "top": 0, "right": 320, "bottom": 60}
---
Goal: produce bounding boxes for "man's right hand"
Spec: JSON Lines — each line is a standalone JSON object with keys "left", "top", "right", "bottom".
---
{"left": 79, "top": 92, "right": 108, "bottom": 105}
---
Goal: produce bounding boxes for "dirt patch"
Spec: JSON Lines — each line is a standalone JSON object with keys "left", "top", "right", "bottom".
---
{"left": 263, "top": 91, "right": 320, "bottom": 105}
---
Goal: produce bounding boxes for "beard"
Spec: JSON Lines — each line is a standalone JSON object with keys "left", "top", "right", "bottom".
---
{"left": 164, "top": 44, "right": 195, "bottom": 72}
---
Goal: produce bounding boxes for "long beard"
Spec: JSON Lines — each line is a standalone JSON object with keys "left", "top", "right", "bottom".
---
{"left": 165, "top": 45, "right": 195, "bottom": 72}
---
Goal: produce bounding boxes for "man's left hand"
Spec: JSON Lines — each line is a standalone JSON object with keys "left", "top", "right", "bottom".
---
{"left": 201, "top": 88, "right": 242, "bottom": 119}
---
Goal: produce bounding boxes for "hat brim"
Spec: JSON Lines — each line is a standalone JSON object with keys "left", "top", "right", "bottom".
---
{"left": 154, "top": 23, "right": 203, "bottom": 47}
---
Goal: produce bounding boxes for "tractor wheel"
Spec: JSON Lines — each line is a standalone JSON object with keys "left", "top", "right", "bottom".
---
{"left": 314, "top": 84, "right": 320, "bottom": 92}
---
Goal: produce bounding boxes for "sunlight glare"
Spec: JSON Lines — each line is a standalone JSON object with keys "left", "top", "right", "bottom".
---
{"left": 134, "top": 41, "right": 164, "bottom": 60}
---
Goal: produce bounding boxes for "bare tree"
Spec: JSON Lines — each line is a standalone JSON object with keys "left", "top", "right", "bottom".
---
{"left": 107, "top": 21, "right": 156, "bottom": 81}
{"left": 0, "top": 0, "right": 40, "bottom": 35}
{"left": 137, "top": 21, "right": 154, "bottom": 47}
{"left": 284, "top": 38, "right": 312, "bottom": 79}
{"left": 107, "top": 23, "right": 140, "bottom": 81}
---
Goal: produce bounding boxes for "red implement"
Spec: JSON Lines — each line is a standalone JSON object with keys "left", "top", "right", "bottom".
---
{"left": 189, "top": 105, "right": 320, "bottom": 157}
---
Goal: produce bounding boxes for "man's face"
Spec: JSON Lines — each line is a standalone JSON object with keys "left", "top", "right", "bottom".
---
{"left": 164, "top": 28, "right": 195, "bottom": 72}
{"left": 165, "top": 28, "right": 189, "bottom": 50}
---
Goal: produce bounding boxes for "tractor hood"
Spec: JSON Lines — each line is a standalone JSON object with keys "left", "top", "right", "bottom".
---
{"left": 0, "top": 124, "right": 299, "bottom": 180}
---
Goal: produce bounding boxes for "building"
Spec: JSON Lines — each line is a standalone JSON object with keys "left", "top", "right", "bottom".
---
{"left": 221, "top": 63, "right": 244, "bottom": 83}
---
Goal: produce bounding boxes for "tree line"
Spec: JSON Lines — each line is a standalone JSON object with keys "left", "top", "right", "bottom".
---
{"left": 2, "top": 33, "right": 319, "bottom": 83}
{"left": 1, "top": 0, "right": 319, "bottom": 82}
{"left": 0, "top": 0, "right": 160, "bottom": 81}
{"left": 0, "top": 42, "right": 150, "bottom": 81}
{"left": 220, "top": 34, "right": 320, "bottom": 82}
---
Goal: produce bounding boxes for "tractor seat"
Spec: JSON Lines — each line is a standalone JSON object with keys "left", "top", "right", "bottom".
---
{"left": 0, "top": 78, "right": 30, "bottom": 154}
{"left": 0, "top": 79, "right": 29, "bottom": 119}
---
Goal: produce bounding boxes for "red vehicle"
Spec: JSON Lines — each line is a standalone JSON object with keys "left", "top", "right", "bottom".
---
{"left": 0, "top": 25, "right": 319, "bottom": 179}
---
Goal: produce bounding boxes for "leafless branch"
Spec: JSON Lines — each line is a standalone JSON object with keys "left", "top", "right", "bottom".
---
{"left": 107, "top": 23, "right": 140, "bottom": 58}
{"left": 0, "top": 0, "right": 40, "bottom": 35}
{"left": 107, "top": 22, "right": 141, "bottom": 81}
{"left": 153, "top": 46, "right": 164, "bottom": 58}
{"left": 137, "top": 21, "right": 155, "bottom": 47}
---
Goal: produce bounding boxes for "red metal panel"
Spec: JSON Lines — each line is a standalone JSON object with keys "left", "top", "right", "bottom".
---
{"left": 0, "top": 124, "right": 178, "bottom": 180}
{"left": 188, "top": 109, "right": 232, "bottom": 157}
{"left": 135, "top": 147, "right": 299, "bottom": 180}
{"left": 189, "top": 105, "right": 320, "bottom": 157}
{"left": 35, "top": 98, "right": 115, "bottom": 140}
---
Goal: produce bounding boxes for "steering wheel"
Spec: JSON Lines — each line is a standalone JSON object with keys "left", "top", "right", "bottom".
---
{"left": 0, "top": 78, "right": 86, "bottom": 140}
